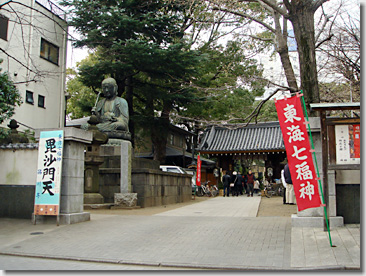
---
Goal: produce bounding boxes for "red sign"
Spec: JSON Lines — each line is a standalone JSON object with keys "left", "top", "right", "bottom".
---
{"left": 275, "top": 95, "right": 322, "bottom": 211}
{"left": 196, "top": 155, "right": 202, "bottom": 186}
{"left": 352, "top": 124, "right": 360, "bottom": 158}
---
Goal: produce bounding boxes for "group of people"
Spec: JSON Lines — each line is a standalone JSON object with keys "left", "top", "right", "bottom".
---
{"left": 222, "top": 170, "right": 257, "bottom": 197}
{"left": 222, "top": 164, "right": 296, "bottom": 205}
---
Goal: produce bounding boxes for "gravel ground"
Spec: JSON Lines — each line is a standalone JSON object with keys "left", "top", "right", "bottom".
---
{"left": 88, "top": 194, "right": 298, "bottom": 217}
{"left": 256, "top": 195, "right": 298, "bottom": 217}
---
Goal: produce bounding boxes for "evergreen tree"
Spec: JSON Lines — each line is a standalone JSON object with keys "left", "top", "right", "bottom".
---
{"left": 61, "top": 0, "right": 202, "bottom": 162}
{"left": 0, "top": 60, "right": 22, "bottom": 124}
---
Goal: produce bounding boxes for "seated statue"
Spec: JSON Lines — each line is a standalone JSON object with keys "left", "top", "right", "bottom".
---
{"left": 82, "top": 77, "right": 130, "bottom": 140}
{"left": 95, "top": 77, "right": 129, "bottom": 132}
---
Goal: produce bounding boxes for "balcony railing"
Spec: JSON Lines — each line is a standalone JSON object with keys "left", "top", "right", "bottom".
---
{"left": 36, "top": 0, "right": 66, "bottom": 20}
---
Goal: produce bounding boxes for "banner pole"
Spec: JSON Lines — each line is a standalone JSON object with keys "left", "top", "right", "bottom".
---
{"left": 300, "top": 92, "right": 333, "bottom": 247}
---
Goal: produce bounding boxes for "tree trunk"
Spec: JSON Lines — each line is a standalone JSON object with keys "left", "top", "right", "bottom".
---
{"left": 289, "top": 4, "right": 320, "bottom": 113}
{"left": 151, "top": 101, "right": 171, "bottom": 164}
{"left": 273, "top": 11, "right": 299, "bottom": 91}
{"left": 125, "top": 76, "right": 135, "bottom": 146}
{"left": 278, "top": 49, "right": 298, "bottom": 91}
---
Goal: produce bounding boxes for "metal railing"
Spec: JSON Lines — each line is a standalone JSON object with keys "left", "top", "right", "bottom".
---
{"left": 36, "top": 0, "right": 66, "bottom": 20}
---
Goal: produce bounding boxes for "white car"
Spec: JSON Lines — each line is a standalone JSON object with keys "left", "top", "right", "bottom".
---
{"left": 159, "top": 165, "right": 187, "bottom": 174}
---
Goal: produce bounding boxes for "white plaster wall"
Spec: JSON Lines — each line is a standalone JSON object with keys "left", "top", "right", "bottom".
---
{"left": 0, "top": 0, "right": 68, "bottom": 131}
{"left": 0, "top": 148, "right": 38, "bottom": 185}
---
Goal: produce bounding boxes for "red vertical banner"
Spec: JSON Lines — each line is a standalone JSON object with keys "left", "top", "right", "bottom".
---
{"left": 196, "top": 154, "right": 202, "bottom": 187}
{"left": 275, "top": 95, "right": 322, "bottom": 212}
{"left": 352, "top": 124, "right": 360, "bottom": 158}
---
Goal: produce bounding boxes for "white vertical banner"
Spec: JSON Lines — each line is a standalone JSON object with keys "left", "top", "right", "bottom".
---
{"left": 34, "top": 130, "right": 64, "bottom": 216}
{"left": 335, "top": 125, "right": 360, "bottom": 165}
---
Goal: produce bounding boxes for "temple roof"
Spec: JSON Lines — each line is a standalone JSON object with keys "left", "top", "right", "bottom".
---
{"left": 198, "top": 121, "right": 285, "bottom": 154}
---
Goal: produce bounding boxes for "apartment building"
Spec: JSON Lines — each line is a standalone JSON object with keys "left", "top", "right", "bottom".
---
{"left": 0, "top": 0, "right": 68, "bottom": 131}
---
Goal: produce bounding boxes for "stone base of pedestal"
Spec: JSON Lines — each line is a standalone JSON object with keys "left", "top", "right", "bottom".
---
{"left": 33, "top": 212, "right": 90, "bottom": 225}
{"left": 110, "top": 205, "right": 141, "bottom": 210}
{"left": 60, "top": 212, "right": 90, "bottom": 224}
{"left": 84, "top": 203, "right": 114, "bottom": 210}
{"left": 84, "top": 193, "right": 104, "bottom": 204}
{"left": 291, "top": 214, "right": 344, "bottom": 228}
{"left": 114, "top": 193, "right": 137, "bottom": 207}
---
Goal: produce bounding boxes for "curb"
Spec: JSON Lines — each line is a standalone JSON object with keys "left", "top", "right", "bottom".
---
{"left": 0, "top": 252, "right": 358, "bottom": 271}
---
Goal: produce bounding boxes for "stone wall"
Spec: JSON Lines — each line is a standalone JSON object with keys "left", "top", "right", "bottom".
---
{"left": 132, "top": 169, "right": 191, "bottom": 208}
{"left": 99, "top": 149, "right": 191, "bottom": 207}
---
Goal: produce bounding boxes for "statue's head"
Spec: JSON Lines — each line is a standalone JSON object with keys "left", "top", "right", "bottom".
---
{"left": 102, "top": 77, "right": 118, "bottom": 98}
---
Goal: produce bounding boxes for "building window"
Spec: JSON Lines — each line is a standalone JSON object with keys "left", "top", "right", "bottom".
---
{"left": 0, "top": 15, "right": 9, "bottom": 41}
{"left": 26, "top": 91, "right": 34, "bottom": 104}
{"left": 38, "top": 95, "right": 45, "bottom": 108}
{"left": 179, "top": 136, "right": 183, "bottom": 148}
{"left": 169, "top": 134, "right": 174, "bottom": 145}
{"left": 40, "top": 38, "right": 59, "bottom": 65}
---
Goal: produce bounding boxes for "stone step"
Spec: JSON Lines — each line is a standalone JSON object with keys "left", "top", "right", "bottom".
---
{"left": 84, "top": 204, "right": 141, "bottom": 210}
{"left": 84, "top": 203, "right": 114, "bottom": 210}
{"left": 110, "top": 205, "right": 141, "bottom": 210}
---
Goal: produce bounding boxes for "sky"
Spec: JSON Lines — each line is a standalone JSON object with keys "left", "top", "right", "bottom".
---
{"left": 64, "top": 0, "right": 363, "bottom": 69}
{"left": 66, "top": 28, "right": 90, "bottom": 69}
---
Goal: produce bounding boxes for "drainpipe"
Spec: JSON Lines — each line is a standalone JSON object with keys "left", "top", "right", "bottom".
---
{"left": 60, "top": 23, "right": 68, "bottom": 128}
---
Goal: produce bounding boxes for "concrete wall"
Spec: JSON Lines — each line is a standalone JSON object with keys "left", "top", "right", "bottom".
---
{"left": 335, "top": 170, "right": 360, "bottom": 224}
{"left": 0, "top": 145, "right": 38, "bottom": 218}
{"left": 132, "top": 169, "right": 191, "bottom": 208}
{"left": 0, "top": 146, "right": 38, "bottom": 185}
{"left": 0, "top": 127, "right": 92, "bottom": 222}
{"left": 335, "top": 170, "right": 360, "bottom": 184}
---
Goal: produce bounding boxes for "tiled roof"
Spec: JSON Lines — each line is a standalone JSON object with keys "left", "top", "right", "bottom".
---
{"left": 198, "top": 122, "right": 285, "bottom": 153}
{"left": 0, "top": 143, "right": 38, "bottom": 149}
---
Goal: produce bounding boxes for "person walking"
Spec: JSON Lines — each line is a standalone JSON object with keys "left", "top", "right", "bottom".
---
{"left": 234, "top": 172, "right": 244, "bottom": 196}
{"left": 253, "top": 180, "right": 260, "bottom": 194}
{"left": 284, "top": 164, "right": 296, "bottom": 205}
{"left": 281, "top": 168, "right": 287, "bottom": 204}
{"left": 246, "top": 170, "right": 255, "bottom": 197}
{"left": 222, "top": 171, "right": 231, "bottom": 197}
{"left": 230, "top": 171, "right": 238, "bottom": 196}
{"left": 243, "top": 175, "right": 248, "bottom": 195}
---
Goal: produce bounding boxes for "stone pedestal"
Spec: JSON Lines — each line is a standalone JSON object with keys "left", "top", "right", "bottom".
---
{"left": 291, "top": 214, "right": 344, "bottom": 227}
{"left": 84, "top": 193, "right": 104, "bottom": 204}
{"left": 112, "top": 193, "right": 138, "bottom": 209}
{"left": 99, "top": 140, "right": 133, "bottom": 204}
{"left": 35, "top": 127, "right": 93, "bottom": 224}
{"left": 120, "top": 140, "right": 132, "bottom": 193}
{"left": 83, "top": 115, "right": 109, "bottom": 204}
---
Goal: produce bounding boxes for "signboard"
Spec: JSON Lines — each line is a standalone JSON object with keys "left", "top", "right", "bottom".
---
{"left": 275, "top": 95, "right": 322, "bottom": 211}
{"left": 34, "top": 130, "right": 64, "bottom": 216}
{"left": 335, "top": 124, "right": 360, "bottom": 165}
{"left": 196, "top": 154, "right": 202, "bottom": 187}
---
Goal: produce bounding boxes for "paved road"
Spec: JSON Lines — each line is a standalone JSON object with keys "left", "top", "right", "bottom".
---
{"left": 0, "top": 196, "right": 360, "bottom": 271}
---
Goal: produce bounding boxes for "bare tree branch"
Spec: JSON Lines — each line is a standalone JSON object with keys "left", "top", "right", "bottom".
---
{"left": 313, "top": 0, "right": 330, "bottom": 12}
{"left": 315, "top": 34, "right": 333, "bottom": 49}
{"left": 170, "top": 87, "right": 291, "bottom": 130}
{"left": 211, "top": 6, "right": 276, "bottom": 33}
{"left": 0, "top": 48, "right": 39, "bottom": 76}
{"left": 256, "top": 0, "right": 288, "bottom": 17}
{"left": 249, "top": 35, "right": 274, "bottom": 42}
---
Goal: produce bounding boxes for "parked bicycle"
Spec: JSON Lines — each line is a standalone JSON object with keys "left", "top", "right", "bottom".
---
{"left": 195, "top": 181, "right": 213, "bottom": 197}
{"left": 210, "top": 184, "right": 219, "bottom": 197}
{"left": 261, "top": 181, "right": 284, "bottom": 198}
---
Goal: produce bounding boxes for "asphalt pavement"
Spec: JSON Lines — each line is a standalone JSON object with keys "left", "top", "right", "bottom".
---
{"left": 0, "top": 196, "right": 360, "bottom": 271}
